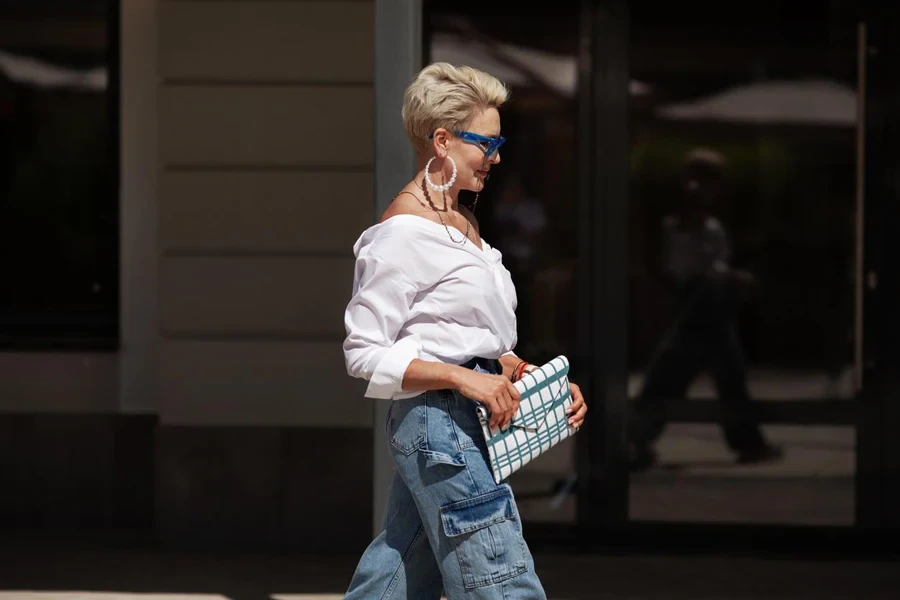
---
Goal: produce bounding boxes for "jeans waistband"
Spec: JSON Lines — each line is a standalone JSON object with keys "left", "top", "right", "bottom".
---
{"left": 458, "top": 356, "right": 502, "bottom": 374}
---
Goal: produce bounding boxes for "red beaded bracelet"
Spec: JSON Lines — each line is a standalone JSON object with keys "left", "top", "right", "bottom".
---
{"left": 513, "top": 361, "right": 531, "bottom": 383}
{"left": 510, "top": 361, "right": 526, "bottom": 382}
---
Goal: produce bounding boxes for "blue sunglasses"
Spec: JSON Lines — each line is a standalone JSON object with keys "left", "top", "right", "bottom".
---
{"left": 429, "top": 129, "right": 507, "bottom": 158}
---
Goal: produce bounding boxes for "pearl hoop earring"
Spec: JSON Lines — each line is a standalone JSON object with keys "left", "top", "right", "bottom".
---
{"left": 424, "top": 156, "right": 457, "bottom": 192}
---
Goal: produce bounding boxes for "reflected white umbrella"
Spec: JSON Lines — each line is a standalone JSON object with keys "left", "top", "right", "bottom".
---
{"left": 654, "top": 79, "right": 856, "bottom": 126}
{"left": 430, "top": 32, "right": 649, "bottom": 97}
{"left": 0, "top": 48, "right": 106, "bottom": 90}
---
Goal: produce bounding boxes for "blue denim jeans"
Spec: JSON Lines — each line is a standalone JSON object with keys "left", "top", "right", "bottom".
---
{"left": 345, "top": 358, "right": 547, "bottom": 599}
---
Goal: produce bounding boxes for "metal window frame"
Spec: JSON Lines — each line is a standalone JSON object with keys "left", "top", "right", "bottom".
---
{"left": 375, "top": 0, "right": 900, "bottom": 548}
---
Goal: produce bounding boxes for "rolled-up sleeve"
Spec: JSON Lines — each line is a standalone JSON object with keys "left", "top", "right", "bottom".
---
{"left": 343, "top": 254, "right": 421, "bottom": 399}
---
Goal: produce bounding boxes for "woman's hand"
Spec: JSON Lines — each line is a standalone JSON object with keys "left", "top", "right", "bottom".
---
{"left": 452, "top": 368, "right": 520, "bottom": 430}
{"left": 567, "top": 382, "right": 587, "bottom": 430}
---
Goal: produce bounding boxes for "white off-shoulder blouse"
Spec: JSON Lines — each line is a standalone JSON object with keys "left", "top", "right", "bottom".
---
{"left": 343, "top": 214, "right": 518, "bottom": 400}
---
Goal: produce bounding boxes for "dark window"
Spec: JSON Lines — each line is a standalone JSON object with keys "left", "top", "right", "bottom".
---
{"left": 0, "top": 0, "right": 118, "bottom": 349}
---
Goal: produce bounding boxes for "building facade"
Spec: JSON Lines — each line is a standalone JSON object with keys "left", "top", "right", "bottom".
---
{"left": 1, "top": 0, "right": 899, "bottom": 554}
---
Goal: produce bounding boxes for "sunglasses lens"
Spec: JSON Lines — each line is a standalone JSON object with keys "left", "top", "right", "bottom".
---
{"left": 486, "top": 138, "right": 505, "bottom": 157}
{"left": 459, "top": 131, "right": 505, "bottom": 157}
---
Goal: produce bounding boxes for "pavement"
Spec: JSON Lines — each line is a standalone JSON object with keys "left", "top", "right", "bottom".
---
{"left": 0, "top": 542, "right": 898, "bottom": 600}
{"left": 0, "top": 375, "right": 887, "bottom": 600}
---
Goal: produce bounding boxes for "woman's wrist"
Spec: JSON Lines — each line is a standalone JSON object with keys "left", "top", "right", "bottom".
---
{"left": 401, "top": 360, "right": 469, "bottom": 393}
{"left": 444, "top": 364, "right": 467, "bottom": 391}
{"left": 498, "top": 353, "right": 521, "bottom": 380}
{"left": 511, "top": 360, "right": 533, "bottom": 382}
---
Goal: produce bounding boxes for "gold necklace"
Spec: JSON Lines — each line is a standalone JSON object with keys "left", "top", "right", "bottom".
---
{"left": 393, "top": 179, "right": 476, "bottom": 246}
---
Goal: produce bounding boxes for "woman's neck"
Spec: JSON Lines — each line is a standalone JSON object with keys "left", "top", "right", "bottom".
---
{"left": 414, "top": 164, "right": 459, "bottom": 211}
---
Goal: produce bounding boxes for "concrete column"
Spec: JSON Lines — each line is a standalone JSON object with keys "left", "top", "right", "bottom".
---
{"left": 372, "top": 0, "right": 422, "bottom": 533}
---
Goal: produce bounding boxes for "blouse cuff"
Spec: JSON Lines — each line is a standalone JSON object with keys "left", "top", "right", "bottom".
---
{"left": 365, "top": 336, "right": 423, "bottom": 399}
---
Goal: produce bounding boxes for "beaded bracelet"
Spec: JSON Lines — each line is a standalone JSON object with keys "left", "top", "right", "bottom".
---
{"left": 510, "top": 360, "right": 526, "bottom": 382}
{"left": 513, "top": 361, "right": 531, "bottom": 383}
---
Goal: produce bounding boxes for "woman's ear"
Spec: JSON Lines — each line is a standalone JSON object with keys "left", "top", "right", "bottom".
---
{"left": 431, "top": 128, "right": 451, "bottom": 158}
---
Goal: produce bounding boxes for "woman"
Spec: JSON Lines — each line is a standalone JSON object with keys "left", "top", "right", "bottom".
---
{"left": 342, "top": 62, "right": 587, "bottom": 599}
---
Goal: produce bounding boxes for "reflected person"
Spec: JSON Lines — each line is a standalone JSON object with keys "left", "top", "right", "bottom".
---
{"left": 629, "top": 148, "right": 784, "bottom": 470}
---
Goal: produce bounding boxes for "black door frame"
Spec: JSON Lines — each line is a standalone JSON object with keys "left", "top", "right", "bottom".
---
{"left": 572, "top": 0, "right": 900, "bottom": 553}
{"left": 417, "top": 0, "right": 899, "bottom": 553}
{"left": 858, "top": 1, "right": 900, "bottom": 534}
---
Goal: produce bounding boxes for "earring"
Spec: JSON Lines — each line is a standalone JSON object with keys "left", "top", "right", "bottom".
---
{"left": 424, "top": 156, "right": 457, "bottom": 192}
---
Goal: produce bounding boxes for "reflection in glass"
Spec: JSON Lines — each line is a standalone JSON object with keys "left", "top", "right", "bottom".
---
{"left": 428, "top": 4, "right": 579, "bottom": 523}
{"left": 0, "top": 0, "right": 116, "bottom": 346}
{"left": 630, "top": 423, "right": 855, "bottom": 525}
{"left": 628, "top": 148, "right": 784, "bottom": 469}
{"left": 627, "top": 0, "right": 858, "bottom": 525}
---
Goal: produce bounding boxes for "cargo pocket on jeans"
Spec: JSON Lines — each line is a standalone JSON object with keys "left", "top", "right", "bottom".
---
{"left": 439, "top": 487, "right": 528, "bottom": 589}
{"left": 421, "top": 449, "right": 467, "bottom": 467}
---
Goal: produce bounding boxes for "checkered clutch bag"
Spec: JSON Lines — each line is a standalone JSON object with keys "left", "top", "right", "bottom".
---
{"left": 475, "top": 355, "right": 576, "bottom": 484}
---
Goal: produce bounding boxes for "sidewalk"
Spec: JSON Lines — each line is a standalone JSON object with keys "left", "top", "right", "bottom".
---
{"left": 0, "top": 542, "right": 897, "bottom": 600}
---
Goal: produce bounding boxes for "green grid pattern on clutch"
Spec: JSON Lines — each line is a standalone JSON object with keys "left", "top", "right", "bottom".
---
{"left": 476, "top": 356, "right": 576, "bottom": 484}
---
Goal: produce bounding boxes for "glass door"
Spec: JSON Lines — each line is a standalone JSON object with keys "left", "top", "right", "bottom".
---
{"left": 625, "top": 0, "right": 868, "bottom": 526}
{"left": 425, "top": 2, "right": 584, "bottom": 529}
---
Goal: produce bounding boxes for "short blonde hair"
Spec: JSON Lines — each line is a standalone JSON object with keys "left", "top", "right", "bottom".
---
{"left": 402, "top": 62, "right": 510, "bottom": 156}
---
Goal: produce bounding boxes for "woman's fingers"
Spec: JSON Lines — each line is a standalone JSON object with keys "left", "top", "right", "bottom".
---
{"left": 483, "top": 375, "right": 590, "bottom": 432}
{"left": 503, "top": 380, "right": 520, "bottom": 430}
{"left": 567, "top": 383, "right": 587, "bottom": 429}
{"left": 569, "top": 401, "right": 588, "bottom": 429}
{"left": 499, "top": 389, "right": 515, "bottom": 430}
{"left": 490, "top": 377, "right": 510, "bottom": 429}
{"left": 489, "top": 394, "right": 504, "bottom": 429}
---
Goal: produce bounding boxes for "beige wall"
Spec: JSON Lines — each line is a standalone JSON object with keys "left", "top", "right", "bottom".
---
{"left": 0, "top": 1, "right": 375, "bottom": 429}
{"left": 157, "top": 0, "right": 374, "bottom": 427}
